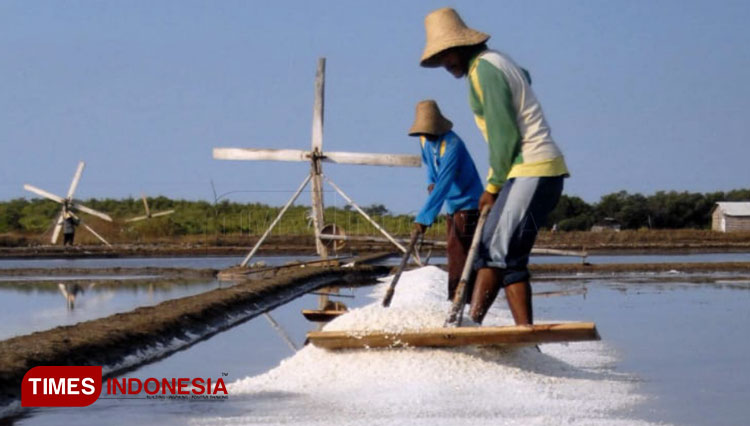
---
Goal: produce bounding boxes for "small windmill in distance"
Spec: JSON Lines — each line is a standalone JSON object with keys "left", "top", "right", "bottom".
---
{"left": 23, "top": 161, "right": 113, "bottom": 246}
{"left": 125, "top": 194, "right": 175, "bottom": 223}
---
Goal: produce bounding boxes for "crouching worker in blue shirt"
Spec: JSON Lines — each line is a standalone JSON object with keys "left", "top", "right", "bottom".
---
{"left": 409, "top": 100, "right": 484, "bottom": 301}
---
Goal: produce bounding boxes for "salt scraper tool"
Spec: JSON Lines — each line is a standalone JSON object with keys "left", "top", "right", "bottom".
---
{"left": 445, "top": 205, "right": 491, "bottom": 326}
{"left": 381, "top": 229, "right": 422, "bottom": 307}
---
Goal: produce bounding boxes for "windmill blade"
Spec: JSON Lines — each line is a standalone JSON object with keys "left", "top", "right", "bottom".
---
{"left": 71, "top": 202, "right": 113, "bottom": 222}
{"left": 150, "top": 210, "right": 175, "bottom": 218}
{"left": 213, "top": 148, "right": 309, "bottom": 162}
{"left": 311, "top": 57, "right": 325, "bottom": 153}
{"left": 66, "top": 161, "right": 85, "bottom": 199}
{"left": 141, "top": 194, "right": 150, "bottom": 217}
{"left": 23, "top": 184, "right": 65, "bottom": 204}
{"left": 125, "top": 215, "right": 149, "bottom": 223}
{"left": 324, "top": 152, "right": 422, "bottom": 167}
{"left": 80, "top": 222, "right": 112, "bottom": 247}
{"left": 51, "top": 211, "right": 64, "bottom": 244}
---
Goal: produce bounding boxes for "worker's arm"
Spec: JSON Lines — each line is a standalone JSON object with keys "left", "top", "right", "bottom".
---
{"left": 415, "top": 139, "right": 461, "bottom": 226}
{"left": 472, "top": 59, "right": 521, "bottom": 194}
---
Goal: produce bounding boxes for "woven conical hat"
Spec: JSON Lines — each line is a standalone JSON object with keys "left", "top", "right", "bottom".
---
{"left": 420, "top": 8, "right": 490, "bottom": 67}
{"left": 408, "top": 100, "right": 453, "bottom": 136}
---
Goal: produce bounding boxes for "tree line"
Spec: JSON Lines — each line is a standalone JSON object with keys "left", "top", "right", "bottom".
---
{"left": 547, "top": 189, "right": 750, "bottom": 231}
{"left": 1, "top": 189, "right": 748, "bottom": 236}
{"left": 0, "top": 197, "right": 431, "bottom": 238}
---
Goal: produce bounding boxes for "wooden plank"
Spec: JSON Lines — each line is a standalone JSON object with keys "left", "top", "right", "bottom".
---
{"left": 302, "top": 309, "right": 348, "bottom": 322}
{"left": 324, "top": 151, "right": 421, "bottom": 167}
{"left": 213, "top": 148, "right": 309, "bottom": 162}
{"left": 311, "top": 58, "right": 325, "bottom": 152}
{"left": 71, "top": 202, "right": 113, "bottom": 222}
{"left": 23, "top": 184, "right": 65, "bottom": 204}
{"left": 66, "top": 161, "right": 85, "bottom": 199}
{"left": 307, "top": 322, "right": 600, "bottom": 350}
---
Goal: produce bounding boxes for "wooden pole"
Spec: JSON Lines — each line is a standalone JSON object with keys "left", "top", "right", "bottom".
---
{"left": 310, "top": 58, "right": 328, "bottom": 259}
{"left": 445, "top": 205, "right": 491, "bottom": 326}
{"left": 263, "top": 313, "right": 298, "bottom": 351}
{"left": 323, "top": 176, "right": 408, "bottom": 255}
{"left": 240, "top": 174, "right": 312, "bottom": 267}
{"left": 382, "top": 230, "right": 421, "bottom": 307}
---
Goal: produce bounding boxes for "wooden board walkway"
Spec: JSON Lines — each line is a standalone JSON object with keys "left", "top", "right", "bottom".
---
{"left": 307, "top": 322, "right": 600, "bottom": 350}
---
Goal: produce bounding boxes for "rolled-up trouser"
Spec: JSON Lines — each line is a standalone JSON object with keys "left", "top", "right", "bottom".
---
{"left": 475, "top": 176, "right": 564, "bottom": 286}
{"left": 446, "top": 209, "right": 479, "bottom": 300}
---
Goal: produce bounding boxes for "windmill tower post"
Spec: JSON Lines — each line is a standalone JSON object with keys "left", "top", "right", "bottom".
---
{"left": 213, "top": 58, "right": 423, "bottom": 268}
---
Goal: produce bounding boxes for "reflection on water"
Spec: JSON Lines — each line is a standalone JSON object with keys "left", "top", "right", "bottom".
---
{"left": 57, "top": 282, "right": 88, "bottom": 310}
{"left": 0, "top": 278, "right": 224, "bottom": 340}
{"left": 0, "top": 255, "right": 320, "bottom": 340}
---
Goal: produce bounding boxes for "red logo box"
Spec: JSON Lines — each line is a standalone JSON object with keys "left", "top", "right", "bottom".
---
{"left": 22, "top": 366, "right": 102, "bottom": 407}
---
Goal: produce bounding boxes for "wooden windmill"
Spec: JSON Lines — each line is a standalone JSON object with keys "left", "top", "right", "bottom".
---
{"left": 126, "top": 194, "right": 175, "bottom": 223}
{"left": 23, "top": 161, "right": 113, "bottom": 246}
{"left": 213, "top": 58, "right": 422, "bottom": 267}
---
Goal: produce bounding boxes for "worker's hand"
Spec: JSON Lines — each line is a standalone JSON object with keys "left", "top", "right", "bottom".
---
{"left": 478, "top": 190, "right": 498, "bottom": 212}
{"left": 413, "top": 222, "right": 427, "bottom": 235}
{"left": 427, "top": 184, "right": 435, "bottom": 194}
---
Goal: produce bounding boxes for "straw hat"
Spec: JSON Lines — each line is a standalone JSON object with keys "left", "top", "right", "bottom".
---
{"left": 408, "top": 100, "right": 453, "bottom": 136}
{"left": 420, "top": 8, "right": 490, "bottom": 67}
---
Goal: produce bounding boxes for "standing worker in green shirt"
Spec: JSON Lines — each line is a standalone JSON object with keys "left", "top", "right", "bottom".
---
{"left": 419, "top": 8, "right": 570, "bottom": 326}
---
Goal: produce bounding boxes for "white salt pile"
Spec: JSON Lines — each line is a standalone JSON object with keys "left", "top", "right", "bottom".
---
{"left": 192, "top": 266, "right": 657, "bottom": 426}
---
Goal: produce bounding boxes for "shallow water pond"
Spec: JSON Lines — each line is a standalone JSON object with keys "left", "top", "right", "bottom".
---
{"left": 10, "top": 272, "right": 750, "bottom": 426}
{"left": 0, "top": 255, "right": 319, "bottom": 270}
{"left": 0, "top": 255, "right": 318, "bottom": 340}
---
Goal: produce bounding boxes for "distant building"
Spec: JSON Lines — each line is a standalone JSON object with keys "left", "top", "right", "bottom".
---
{"left": 591, "top": 217, "right": 621, "bottom": 232}
{"left": 712, "top": 202, "right": 750, "bottom": 232}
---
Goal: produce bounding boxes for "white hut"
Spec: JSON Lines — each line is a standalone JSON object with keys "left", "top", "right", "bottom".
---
{"left": 711, "top": 202, "right": 750, "bottom": 232}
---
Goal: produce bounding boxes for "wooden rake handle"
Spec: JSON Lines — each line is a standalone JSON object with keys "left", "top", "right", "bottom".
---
{"left": 381, "top": 229, "right": 422, "bottom": 307}
{"left": 445, "top": 205, "right": 491, "bottom": 326}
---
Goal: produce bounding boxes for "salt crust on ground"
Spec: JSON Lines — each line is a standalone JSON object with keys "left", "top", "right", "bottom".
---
{"left": 192, "top": 266, "right": 660, "bottom": 426}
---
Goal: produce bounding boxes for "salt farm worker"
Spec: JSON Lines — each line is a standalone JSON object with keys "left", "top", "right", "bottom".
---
{"left": 419, "top": 8, "right": 569, "bottom": 325}
{"left": 63, "top": 211, "right": 79, "bottom": 246}
{"left": 409, "top": 99, "right": 484, "bottom": 301}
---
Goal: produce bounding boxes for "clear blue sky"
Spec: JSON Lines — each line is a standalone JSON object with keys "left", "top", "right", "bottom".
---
{"left": 1, "top": 0, "right": 748, "bottom": 214}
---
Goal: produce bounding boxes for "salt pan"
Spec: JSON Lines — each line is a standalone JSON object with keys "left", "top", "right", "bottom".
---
{"left": 193, "top": 266, "right": 658, "bottom": 426}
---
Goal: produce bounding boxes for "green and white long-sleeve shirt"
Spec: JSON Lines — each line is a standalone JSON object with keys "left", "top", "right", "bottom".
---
{"left": 468, "top": 49, "right": 569, "bottom": 193}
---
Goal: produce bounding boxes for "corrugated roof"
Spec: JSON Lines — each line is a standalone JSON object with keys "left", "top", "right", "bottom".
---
{"left": 715, "top": 202, "right": 750, "bottom": 216}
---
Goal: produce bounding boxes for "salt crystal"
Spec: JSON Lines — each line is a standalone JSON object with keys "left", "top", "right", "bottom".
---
{"left": 197, "top": 266, "right": 655, "bottom": 426}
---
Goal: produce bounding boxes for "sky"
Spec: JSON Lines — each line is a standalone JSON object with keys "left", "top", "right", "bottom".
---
{"left": 1, "top": 0, "right": 749, "bottom": 215}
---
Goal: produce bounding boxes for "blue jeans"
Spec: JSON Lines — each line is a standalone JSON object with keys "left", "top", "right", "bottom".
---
{"left": 475, "top": 176, "right": 564, "bottom": 286}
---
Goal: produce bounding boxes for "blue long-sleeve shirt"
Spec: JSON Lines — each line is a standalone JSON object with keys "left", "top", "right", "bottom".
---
{"left": 416, "top": 131, "right": 483, "bottom": 226}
